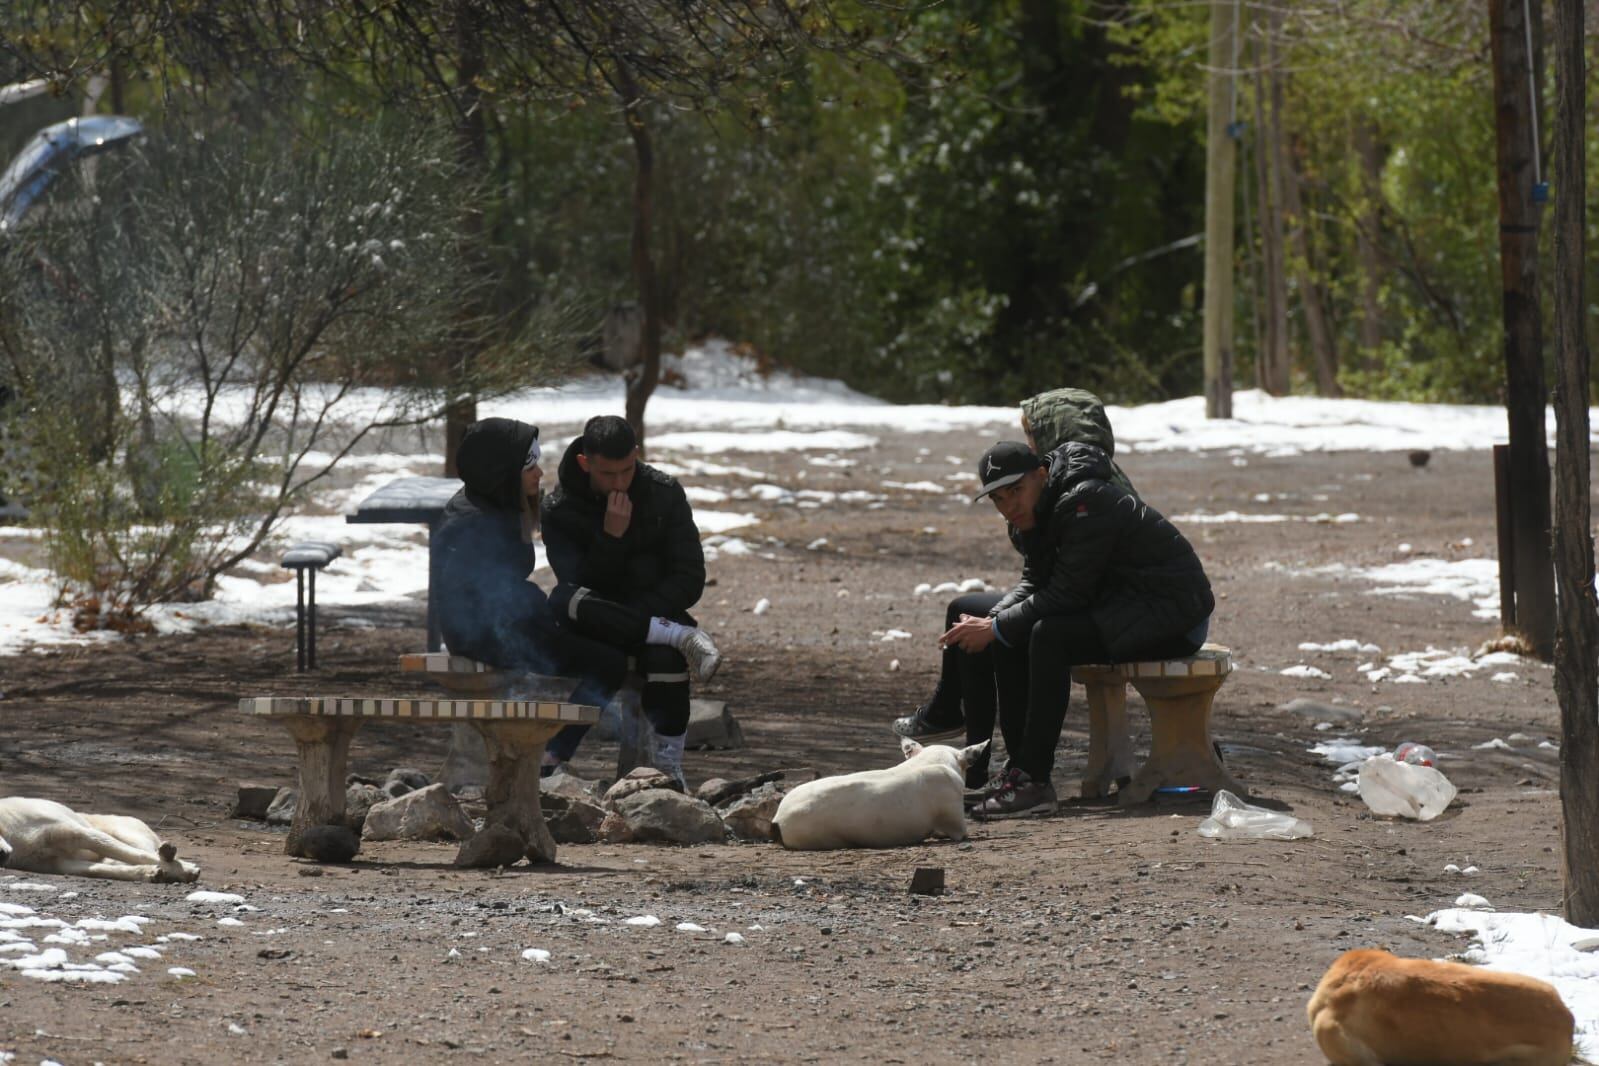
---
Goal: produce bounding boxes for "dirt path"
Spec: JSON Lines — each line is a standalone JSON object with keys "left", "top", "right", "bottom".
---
{"left": 0, "top": 435, "right": 1579, "bottom": 1064}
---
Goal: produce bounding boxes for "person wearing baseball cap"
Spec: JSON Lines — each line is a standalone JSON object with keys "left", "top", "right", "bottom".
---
{"left": 892, "top": 390, "right": 1139, "bottom": 798}
{"left": 940, "top": 436, "right": 1215, "bottom": 818}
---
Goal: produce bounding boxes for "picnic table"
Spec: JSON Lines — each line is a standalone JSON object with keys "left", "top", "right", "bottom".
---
{"left": 345, "top": 475, "right": 461, "bottom": 651}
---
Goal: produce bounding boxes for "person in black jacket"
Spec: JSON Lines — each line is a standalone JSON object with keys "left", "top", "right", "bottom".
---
{"left": 942, "top": 440, "right": 1215, "bottom": 818}
{"left": 540, "top": 415, "right": 717, "bottom": 786}
{"left": 433, "top": 417, "right": 719, "bottom": 773}
{"left": 892, "top": 388, "right": 1138, "bottom": 797}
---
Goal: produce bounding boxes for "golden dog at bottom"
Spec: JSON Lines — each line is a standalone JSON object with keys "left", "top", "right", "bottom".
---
{"left": 1307, "top": 948, "right": 1574, "bottom": 1066}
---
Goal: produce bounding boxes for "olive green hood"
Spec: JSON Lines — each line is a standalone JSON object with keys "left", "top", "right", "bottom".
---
{"left": 1020, "top": 388, "right": 1136, "bottom": 495}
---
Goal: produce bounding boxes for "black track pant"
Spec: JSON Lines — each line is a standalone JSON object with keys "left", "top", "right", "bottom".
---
{"left": 544, "top": 585, "right": 691, "bottom": 761}
{"left": 921, "top": 592, "right": 1006, "bottom": 775}
{"left": 991, "top": 613, "right": 1201, "bottom": 783}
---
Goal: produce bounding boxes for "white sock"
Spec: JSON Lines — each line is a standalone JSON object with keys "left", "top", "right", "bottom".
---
{"left": 646, "top": 617, "right": 690, "bottom": 648}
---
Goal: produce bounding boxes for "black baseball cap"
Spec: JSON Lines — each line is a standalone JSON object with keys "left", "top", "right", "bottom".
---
{"left": 973, "top": 440, "right": 1041, "bottom": 501}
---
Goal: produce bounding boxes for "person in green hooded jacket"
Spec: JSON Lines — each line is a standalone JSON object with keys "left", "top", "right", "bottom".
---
{"left": 891, "top": 389, "right": 1135, "bottom": 793}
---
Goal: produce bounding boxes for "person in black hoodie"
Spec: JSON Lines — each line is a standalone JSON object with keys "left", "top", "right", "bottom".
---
{"left": 942, "top": 439, "right": 1215, "bottom": 818}
{"left": 433, "top": 417, "right": 720, "bottom": 773}
{"left": 540, "top": 415, "right": 717, "bottom": 787}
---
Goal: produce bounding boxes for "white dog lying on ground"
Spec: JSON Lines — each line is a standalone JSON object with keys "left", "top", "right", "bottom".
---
{"left": 1307, "top": 947, "right": 1575, "bottom": 1066}
{"left": 771, "top": 739, "right": 988, "bottom": 850}
{"left": 0, "top": 797, "right": 201, "bottom": 883}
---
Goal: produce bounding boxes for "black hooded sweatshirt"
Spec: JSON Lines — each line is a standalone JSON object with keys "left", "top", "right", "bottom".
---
{"left": 431, "top": 418, "right": 557, "bottom": 671}
{"left": 989, "top": 440, "right": 1214, "bottom": 660}
{"left": 540, "top": 435, "right": 705, "bottom": 623}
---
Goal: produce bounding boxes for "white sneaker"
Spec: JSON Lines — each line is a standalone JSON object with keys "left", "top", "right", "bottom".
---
{"left": 679, "top": 629, "right": 721, "bottom": 683}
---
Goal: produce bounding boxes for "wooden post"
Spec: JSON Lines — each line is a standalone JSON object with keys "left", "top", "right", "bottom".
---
{"left": 1489, "top": 0, "right": 1555, "bottom": 659}
{"left": 1493, "top": 444, "right": 1517, "bottom": 628}
{"left": 1202, "top": 0, "right": 1239, "bottom": 419}
{"left": 1548, "top": 0, "right": 1598, "bottom": 927}
{"left": 1251, "top": 9, "right": 1290, "bottom": 397}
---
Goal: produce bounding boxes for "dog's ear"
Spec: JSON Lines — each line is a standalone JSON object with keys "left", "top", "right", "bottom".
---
{"left": 900, "top": 737, "right": 923, "bottom": 760}
{"left": 957, "top": 740, "right": 991, "bottom": 771}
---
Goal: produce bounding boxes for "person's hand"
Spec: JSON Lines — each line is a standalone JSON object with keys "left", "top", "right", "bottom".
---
{"left": 603, "top": 490, "right": 632, "bottom": 538}
{"left": 940, "top": 614, "right": 996, "bottom": 654}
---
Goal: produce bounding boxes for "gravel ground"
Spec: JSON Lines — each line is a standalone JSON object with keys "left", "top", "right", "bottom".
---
{"left": 0, "top": 431, "right": 1584, "bottom": 1065}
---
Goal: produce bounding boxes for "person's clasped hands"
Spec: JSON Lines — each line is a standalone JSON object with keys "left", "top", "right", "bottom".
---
{"left": 940, "top": 612, "right": 996, "bottom": 654}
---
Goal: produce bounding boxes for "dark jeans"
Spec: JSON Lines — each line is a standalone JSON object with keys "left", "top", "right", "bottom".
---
{"left": 544, "top": 585, "right": 691, "bottom": 762}
{"left": 991, "top": 613, "right": 1202, "bottom": 783}
{"left": 921, "top": 591, "right": 1005, "bottom": 780}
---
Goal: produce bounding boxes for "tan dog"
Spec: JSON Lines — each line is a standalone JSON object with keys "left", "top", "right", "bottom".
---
{"left": 1307, "top": 948, "right": 1574, "bottom": 1066}
{"left": 0, "top": 797, "right": 200, "bottom": 883}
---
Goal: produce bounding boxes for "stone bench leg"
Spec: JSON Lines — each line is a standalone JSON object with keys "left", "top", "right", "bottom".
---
{"left": 1118, "top": 675, "right": 1241, "bottom": 805}
{"left": 280, "top": 716, "right": 362, "bottom": 858}
{"left": 455, "top": 721, "right": 562, "bottom": 868}
{"left": 1076, "top": 670, "right": 1135, "bottom": 799}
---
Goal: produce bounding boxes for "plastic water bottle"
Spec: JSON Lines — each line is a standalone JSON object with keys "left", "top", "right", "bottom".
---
{"left": 1394, "top": 742, "right": 1436, "bottom": 767}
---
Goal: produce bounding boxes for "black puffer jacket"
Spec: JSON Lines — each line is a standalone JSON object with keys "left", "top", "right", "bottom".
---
{"left": 540, "top": 436, "right": 705, "bottom": 622}
{"left": 989, "top": 441, "right": 1213, "bottom": 659}
{"left": 432, "top": 418, "right": 557, "bottom": 671}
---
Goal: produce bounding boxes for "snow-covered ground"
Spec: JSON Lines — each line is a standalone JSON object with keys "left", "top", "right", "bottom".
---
{"left": 3, "top": 338, "right": 1592, "bottom": 659}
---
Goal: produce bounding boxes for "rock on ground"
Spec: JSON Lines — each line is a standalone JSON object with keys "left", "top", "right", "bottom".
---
{"left": 361, "top": 783, "right": 476, "bottom": 842}
{"left": 600, "top": 790, "right": 727, "bottom": 845}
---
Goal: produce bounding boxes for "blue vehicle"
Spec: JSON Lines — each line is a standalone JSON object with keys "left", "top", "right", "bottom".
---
{"left": 0, "top": 115, "right": 144, "bottom": 233}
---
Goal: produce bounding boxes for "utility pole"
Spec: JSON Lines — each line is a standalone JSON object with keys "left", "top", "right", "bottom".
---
{"left": 1202, "top": 0, "right": 1240, "bottom": 419}
{"left": 1488, "top": 0, "right": 1555, "bottom": 659}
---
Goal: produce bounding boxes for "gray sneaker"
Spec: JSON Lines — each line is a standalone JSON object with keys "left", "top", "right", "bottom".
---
{"left": 679, "top": 629, "right": 721, "bottom": 683}
{"left": 975, "top": 769, "right": 1057, "bottom": 819}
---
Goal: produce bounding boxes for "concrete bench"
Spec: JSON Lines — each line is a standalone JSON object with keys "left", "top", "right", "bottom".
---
{"left": 239, "top": 693, "right": 599, "bottom": 866}
{"left": 399, "top": 652, "right": 578, "bottom": 697}
{"left": 403, "top": 652, "right": 660, "bottom": 781}
{"left": 1075, "top": 643, "right": 1240, "bottom": 805}
{"left": 280, "top": 541, "right": 342, "bottom": 671}
{"left": 399, "top": 653, "right": 588, "bottom": 790}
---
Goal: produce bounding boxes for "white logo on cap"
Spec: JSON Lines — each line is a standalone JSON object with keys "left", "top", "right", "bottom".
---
{"left": 984, "top": 457, "right": 999, "bottom": 480}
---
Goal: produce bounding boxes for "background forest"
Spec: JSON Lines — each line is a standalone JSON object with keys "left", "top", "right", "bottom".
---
{"left": 6, "top": 1, "right": 1592, "bottom": 410}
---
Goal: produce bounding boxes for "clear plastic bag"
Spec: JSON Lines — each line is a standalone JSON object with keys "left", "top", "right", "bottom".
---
{"left": 1357, "top": 754, "right": 1456, "bottom": 821}
{"left": 1196, "top": 789, "right": 1314, "bottom": 841}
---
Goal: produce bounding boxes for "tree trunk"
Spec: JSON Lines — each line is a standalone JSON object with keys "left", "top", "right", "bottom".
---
{"left": 444, "top": 0, "right": 488, "bottom": 477}
{"left": 1252, "top": 10, "right": 1289, "bottom": 396}
{"left": 1281, "top": 135, "right": 1340, "bottom": 396}
{"left": 1489, "top": 0, "right": 1555, "bottom": 660}
{"left": 1353, "top": 118, "right": 1385, "bottom": 367}
{"left": 1548, "top": 0, "right": 1598, "bottom": 927}
{"left": 618, "top": 65, "right": 661, "bottom": 455}
{"left": 1202, "top": 0, "right": 1239, "bottom": 419}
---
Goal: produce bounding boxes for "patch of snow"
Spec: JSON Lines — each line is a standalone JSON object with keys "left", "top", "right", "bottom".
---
{"left": 1280, "top": 665, "right": 1332, "bottom": 680}
{"left": 1298, "top": 639, "right": 1382, "bottom": 654}
{"left": 187, "top": 891, "right": 246, "bottom": 905}
{"left": 1416, "top": 908, "right": 1599, "bottom": 1061}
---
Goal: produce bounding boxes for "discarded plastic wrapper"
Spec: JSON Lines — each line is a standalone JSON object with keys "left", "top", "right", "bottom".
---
{"left": 1357, "top": 753, "right": 1456, "bottom": 821}
{"left": 1196, "top": 789, "right": 1313, "bottom": 841}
